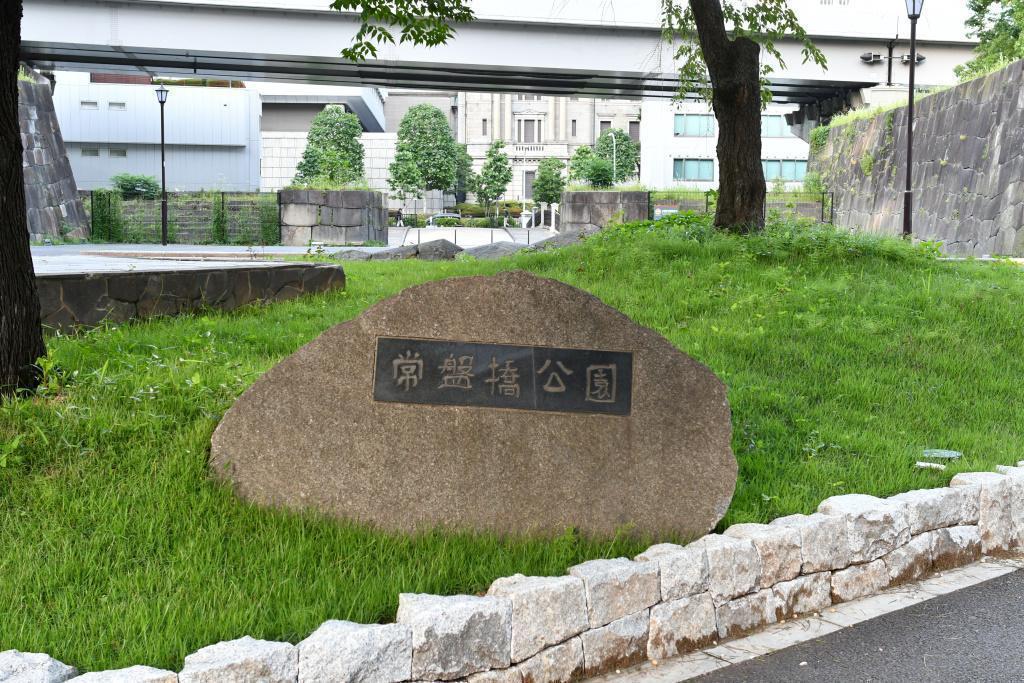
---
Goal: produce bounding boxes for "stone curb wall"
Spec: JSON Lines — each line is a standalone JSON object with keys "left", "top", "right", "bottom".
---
{"left": 810, "top": 59, "right": 1024, "bottom": 256}
{"left": 36, "top": 264, "right": 346, "bottom": 332}
{"left": 279, "top": 190, "right": 388, "bottom": 246}
{"left": 5, "top": 462, "right": 1023, "bottom": 682}
{"left": 560, "top": 192, "right": 649, "bottom": 233}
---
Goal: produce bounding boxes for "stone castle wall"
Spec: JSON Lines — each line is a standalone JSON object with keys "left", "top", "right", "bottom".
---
{"left": 810, "top": 59, "right": 1024, "bottom": 256}
{"left": 19, "top": 78, "right": 89, "bottom": 240}
{"left": 560, "top": 191, "right": 650, "bottom": 232}
{"left": 279, "top": 189, "right": 388, "bottom": 246}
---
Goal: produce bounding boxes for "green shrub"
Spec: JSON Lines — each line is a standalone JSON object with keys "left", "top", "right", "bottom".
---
{"left": 434, "top": 217, "right": 460, "bottom": 227}
{"left": 859, "top": 152, "right": 875, "bottom": 176}
{"left": 809, "top": 126, "right": 830, "bottom": 155}
{"left": 584, "top": 158, "right": 615, "bottom": 188}
{"left": 293, "top": 106, "right": 365, "bottom": 186}
{"left": 455, "top": 203, "right": 485, "bottom": 217}
{"left": 802, "top": 171, "right": 826, "bottom": 194}
{"left": 260, "top": 196, "right": 280, "bottom": 244}
{"left": 89, "top": 189, "right": 124, "bottom": 241}
{"left": 110, "top": 173, "right": 160, "bottom": 200}
{"left": 210, "top": 195, "right": 228, "bottom": 243}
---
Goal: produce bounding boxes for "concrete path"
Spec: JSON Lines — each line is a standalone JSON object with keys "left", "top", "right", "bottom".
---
{"left": 695, "top": 565, "right": 1024, "bottom": 682}
{"left": 596, "top": 558, "right": 1024, "bottom": 683}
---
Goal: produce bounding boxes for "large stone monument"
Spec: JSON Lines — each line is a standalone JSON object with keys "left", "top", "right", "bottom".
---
{"left": 211, "top": 271, "right": 735, "bottom": 538}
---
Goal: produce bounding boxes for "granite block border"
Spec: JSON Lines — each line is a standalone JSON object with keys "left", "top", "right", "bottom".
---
{"left": 5, "top": 462, "right": 1022, "bottom": 682}
{"left": 36, "top": 264, "right": 346, "bottom": 332}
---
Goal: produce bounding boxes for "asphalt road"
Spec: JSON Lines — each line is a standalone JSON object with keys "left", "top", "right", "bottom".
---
{"left": 696, "top": 570, "right": 1024, "bottom": 683}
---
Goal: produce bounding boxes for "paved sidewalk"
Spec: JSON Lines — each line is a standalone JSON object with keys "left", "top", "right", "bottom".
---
{"left": 596, "top": 559, "right": 1023, "bottom": 683}
{"left": 696, "top": 566, "right": 1024, "bottom": 682}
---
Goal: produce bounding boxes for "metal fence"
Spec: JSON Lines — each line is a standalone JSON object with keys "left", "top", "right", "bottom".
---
{"left": 82, "top": 191, "right": 281, "bottom": 244}
{"left": 651, "top": 191, "right": 834, "bottom": 224}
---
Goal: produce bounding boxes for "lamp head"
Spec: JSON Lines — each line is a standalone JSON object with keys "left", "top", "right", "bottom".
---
{"left": 905, "top": 0, "right": 924, "bottom": 19}
{"left": 155, "top": 85, "right": 169, "bottom": 104}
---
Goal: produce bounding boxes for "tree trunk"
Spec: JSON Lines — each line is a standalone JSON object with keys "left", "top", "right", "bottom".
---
{"left": 0, "top": 0, "right": 45, "bottom": 396}
{"left": 690, "top": 0, "right": 766, "bottom": 232}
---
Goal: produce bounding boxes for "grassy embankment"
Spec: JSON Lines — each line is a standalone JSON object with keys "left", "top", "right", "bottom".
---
{"left": 2, "top": 214, "right": 1022, "bottom": 671}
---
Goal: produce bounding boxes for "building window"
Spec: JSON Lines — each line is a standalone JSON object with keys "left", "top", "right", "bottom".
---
{"left": 518, "top": 118, "right": 541, "bottom": 143}
{"left": 517, "top": 94, "right": 541, "bottom": 101}
{"left": 673, "top": 158, "right": 714, "bottom": 181}
{"left": 599, "top": 120, "right": 612, "bottom": 133}
{"left": 109, "top": 148, "right": 127, "bottom": 158}
{"left": 81, "top": 148, "right": 100, "bottom": 157}
{"left": 80, "top": 100, "right": 98, "bottom": 110}
{"left": 108, "top": 101, "right": 127, "bottom": 111}
{"left": 482, "top": 118, "right": 488, "bottom": 136}
{"left": 524, "top": 171, "right": 536, "bottom": 199}
{"left": 674, "top": 114, "right": 715, "bottom": 137}
{"left": 628, "top": 121, "right": 640, "bottom": 142}
{"left": 760, "top": 115, "right": 791, "bottom": 137}
{"left": 571, "top": 119, "right": 577, "bottom": 137}
{"left": 762, "top": 159, "right": 807, "bottom": 181}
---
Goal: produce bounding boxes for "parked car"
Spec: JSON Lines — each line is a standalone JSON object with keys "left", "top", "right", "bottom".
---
{"left": 425, "top": 212, "right": 462, "bottom": 226}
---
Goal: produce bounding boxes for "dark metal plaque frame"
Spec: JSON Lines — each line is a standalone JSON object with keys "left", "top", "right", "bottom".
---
{"left": 373, "top": 337, "right": 633, "bottom": 416}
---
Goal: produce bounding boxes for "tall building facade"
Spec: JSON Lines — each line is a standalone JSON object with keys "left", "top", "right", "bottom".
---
{"left": 458, "top": 93, "right": 641, "bottom": 200}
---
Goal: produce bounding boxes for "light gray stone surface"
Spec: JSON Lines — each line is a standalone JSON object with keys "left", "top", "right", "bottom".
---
{"left": 647, "top": 593, "right": 718, "bottom": 660}
{"left": 881, "top": 533, "right": 933, "bottom": 585}
{"left": 887, "top": 487, "right": 975, "bottom": 534}
{"left": 210, "top": 271, "right": 737, "bottom": 538}
{"left": 397, "top": 593, "right": 512, "bottom": 681}
{"left": 771, "top": 513, "right": 851, "bottom": 573}
{"left": 818, "top": 494, "right": 911, "bottom": 563}
{"left": 416, "top": 239, "right": 463, "bottom": 260}
{"left": 0, "top": 650, "right": 78, "bottom": 682}
{"left": 178, "top": 637, "right": 297, "bottom": 683}
{"left": 569, "top": 559, "right": 660, "bottom": 628}
{"left": 634, "top": 543, "right": 708, "bottom": 601}
{"left": 515, "top": 638, "right": 584, "bottom": 683}
{"left": 487, "top": 575, "right": 588, "bottom": 663}
{"left": 930, "top": 525, "right": 982, "bottom": 571}
{"left": 771, "top": 572, "right": 832, "bottom": 619}
{"left": 297, "top": 620, "right": 411, "bottom": 683}
{"left": 579, "top": 610, "right": 649, "bottom": 677}
{"left": 692, "top": 535, "right": 761, "bottom": 605}
{"left": 724, "top": 523, "right": 802, "bottom": 588}
{"left": 830, "top": 560, "right": 890, "bottom": 603}
{"left": 463, "top": 242, "right": 529, "bottom": 260}
{"left": 69, "top": 666, "right": 176, "bottom": 682}
{"left": 714, "top": 589, "right": 777, "bottom": 640}
{"left": 466, "top": 668, "right": 522, "bottom": 683}
{"left": 950, "top": 472, "right": 1015, "bottom": 554}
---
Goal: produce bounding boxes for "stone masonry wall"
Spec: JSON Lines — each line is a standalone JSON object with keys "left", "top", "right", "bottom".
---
{"left": 279, "top": 189, "right": 388, "bottom": 246}
{"left": 560, "top": 192, "right": 650, "bottom": 233}
{"left": 19, "top": 78, "right": 89, "bottom": 240}
{"left": 36, "top": 264, "right": 345, "bottom": 332}
{"left": 810, "top": 59, "right": 1024, "bottom": 256}
{"left": 7, "top": 462, "right": 1023, "bottom": 681}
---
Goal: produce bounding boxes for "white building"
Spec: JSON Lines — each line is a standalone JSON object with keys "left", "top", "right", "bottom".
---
{"left": 52, "top": 71, "right": 262, "bottom": 191}
{"left": 640, "top": 102, "right": 811, "bottom": 191}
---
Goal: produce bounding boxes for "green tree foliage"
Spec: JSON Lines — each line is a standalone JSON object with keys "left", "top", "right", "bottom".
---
{"left": 210, "top": 194, "right": 228, "bottom": 243}
{"left": 956, "top": 0, "right": 1024, "bottom": 81}
{"left": 583, "top": 158, "right": 615, "bottom": 188}
{"left": 388, "top": 104, "right": 460, "bottom": 199}
{"left": 532, "top": 158, "right": 566, "bottom": 205}
{"left": 110, "top": 173, "right": 160, "bottom": 200}
{"left": 293, "top": 106, "right": 365, "bottom": 187}
{"left": 473, "top": 141, "right": 513, "bottom": 217}
{"left": 568, "top": 146, "right": 595, "bottom": 182}
{"left": 332, "top": 0, "right": 474, "bottom": 61}
{"left": 454, "top": 143, "right": 475, "bottom": 199}
{"left": 661, "top": 0, "right": 825, "bottom": 105}
{"left": 594, "top": 128, "right": 640, "bottom": 183}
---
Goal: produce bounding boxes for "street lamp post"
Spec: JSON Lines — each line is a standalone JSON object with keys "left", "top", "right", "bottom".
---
{"left": 155, "top": 85, "right": 169, "bottom": 246}
{"left": 903, "top": 0, "right": 924, "bottom": 238}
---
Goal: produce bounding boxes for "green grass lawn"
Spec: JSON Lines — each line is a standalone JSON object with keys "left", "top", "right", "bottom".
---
{"left": 2, "top": 215, "right": 1023, "bottom": 672}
